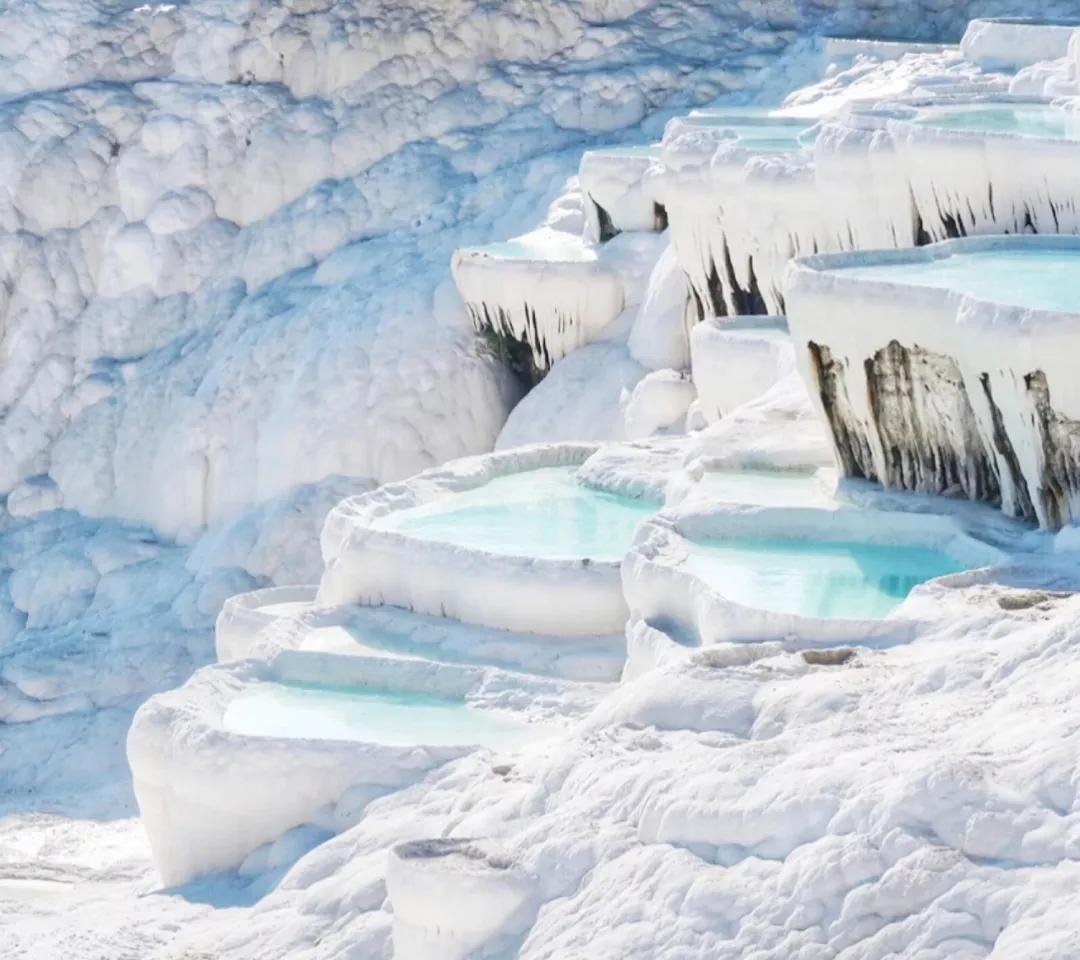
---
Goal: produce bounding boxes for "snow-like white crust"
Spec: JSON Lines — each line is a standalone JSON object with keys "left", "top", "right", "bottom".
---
{"left": 318, "top": 443, "right": 638, "bottom": 636}
{"left": 785, "top": 234, "right": 1080, "bottom": 529}
{"left": 126, "top": 654, "right": 480, "bottom": 886}
{"left": 622, "top": 502, "right": 1007, "bottom": 652}
{"left": 961, "top": 17, "right": 1080, "bottom": 71}
{"left": 387, "top": 839, "right": 539, "bottom": 960}
{"left": 690, "top": 316, "right": 794, "bottom": 424}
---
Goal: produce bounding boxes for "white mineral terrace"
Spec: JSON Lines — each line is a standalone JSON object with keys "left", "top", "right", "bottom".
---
{"left": 318, "top": 443, "right": 658, "bottom": 636}
{"left": 217, "top": 589, "right": 628, "bottom": 683}
{"left": 656, "top": 90, "right": 1080, "bottom": 327}
{"left": 29, "top": 13, "right": 1080, "bottom": 955}
{"left": 881, "top": 95, "right": 1080, "bottom": 241}
{"left": 786, "top": 235, "right": 1080, "bottom": 529}
{"left": 451, "top": 228, "right": 625, "bottom": 374}
{"left": 128, "top": 651, "right": 587, "bottom": 886}
{"left": 622, "top": 500, "right": 1007, "bottom": 659}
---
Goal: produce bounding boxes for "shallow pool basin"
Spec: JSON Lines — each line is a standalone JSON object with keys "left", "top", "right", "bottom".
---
{"left": 666, "top": 115, "right": 815, "bottom": 150}
{"left": 451, "top": 228, "right": 625, "bottom": 371}
{"left": 319, "top": 445, "right": 654, "bottom": 637}
{"left": 215, "top": 584, "right": 319, "bottom": 662}
{"left": 129, "top": 651, "right": 577, "bottom": 886}
{"left": 623, "top": 503, "right": 1005, "bottom": 648}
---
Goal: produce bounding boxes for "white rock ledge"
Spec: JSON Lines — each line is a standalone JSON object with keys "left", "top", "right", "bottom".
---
{"left": 622, "top": 502, "right": 1007, "bottom": 653}
{"left": 318, "top": 443, "right": 648, "bottom": 636}
{"left": 786, "top": 234, "right": 1080, "bottom": 529}
{"left": 451, "top": 228, "right": 625, "bottom": 374}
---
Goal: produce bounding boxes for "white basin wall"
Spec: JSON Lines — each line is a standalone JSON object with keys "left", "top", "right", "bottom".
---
{"left": 813, "top": 109, "right": 921, "bottom": 252}
{"left": 318, "top": 443, "right": 636, "bottom": 636}
{"left": 622, "top": 504, "right": 1006, "bottom": 652}
{"left": 127, "top": 655, "right": 474, "bottom": 886}
{"left": 785, "top": 236, "right": 1080, "bottom": 529}
{"left": 387, "top": 839, "right": 539, "bottom": 960}
{"left": 451, "top": 230, "right": 625, "bottom": 374}
{"left": 217, "top": 598, "right": 626, "bottom": 682}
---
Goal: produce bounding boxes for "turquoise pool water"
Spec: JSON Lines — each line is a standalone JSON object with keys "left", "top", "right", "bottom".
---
{"left": 373, "top": 466, "right": 657, "bottom": 561}
{"left": 914, "top": 103, "right": 1080, "bottom": 140}
{"left": 685, "top": 537, "right": 961, "bottom": 619}
{"left": 223, "top": 683, "right": 536, "bottom": 748}
{"left": 837, "top": 247, "right": 1080, "bottom": 312}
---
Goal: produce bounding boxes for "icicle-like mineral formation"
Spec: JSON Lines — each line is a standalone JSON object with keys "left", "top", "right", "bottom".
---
{"left": 786, "top": 236, "right": 1080, "bottom": 529}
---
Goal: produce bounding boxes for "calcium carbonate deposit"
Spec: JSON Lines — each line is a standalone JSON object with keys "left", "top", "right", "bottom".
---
{"left": 10, "top": 2, "right": 1080, "bottom": 959}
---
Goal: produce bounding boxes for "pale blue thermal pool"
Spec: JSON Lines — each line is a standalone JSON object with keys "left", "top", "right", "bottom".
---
{"left": 836, "top": 247, "right": 1080, "bottom": 313}
{"left": 373, "top": 466, "right": 657, "bottom": 561}
{"left": 223, "top": 682, "right": 537, "bottom": 748}
{"left": 684, "top": 537, "right": 962, "bottom": 619}
{"left": 913, "top": 102, "right": 1080, "bottom": 140}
